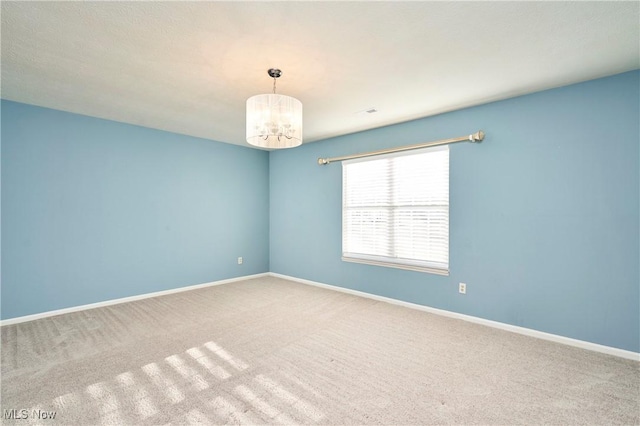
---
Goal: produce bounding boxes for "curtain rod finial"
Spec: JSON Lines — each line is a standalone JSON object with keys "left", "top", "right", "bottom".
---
{"left": 471, "top": 130, "right": 484, "bottom": 142}
{"left": 318, "top": 158, "right": 329, "bottom": 165}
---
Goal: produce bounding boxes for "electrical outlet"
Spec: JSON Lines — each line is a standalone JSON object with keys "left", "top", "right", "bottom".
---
{"left": 238, "top": 257, "right": 243, "bottom": 265}
{"left": 458, "top": 283, "right": 466, "bottom": 294}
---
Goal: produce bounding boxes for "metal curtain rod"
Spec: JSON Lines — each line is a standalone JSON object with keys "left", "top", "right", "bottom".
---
{"left": 317, "top": 130, "right": 485, "bottom": 165}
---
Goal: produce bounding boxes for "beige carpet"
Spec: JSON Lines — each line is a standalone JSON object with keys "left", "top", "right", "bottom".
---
{"left": 1, "top": 276, "right": 638, "bottom": 425}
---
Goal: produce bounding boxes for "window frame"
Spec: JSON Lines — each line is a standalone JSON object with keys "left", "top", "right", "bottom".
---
{"left": 341, "top": 145, "right": 450, "bottom": 276}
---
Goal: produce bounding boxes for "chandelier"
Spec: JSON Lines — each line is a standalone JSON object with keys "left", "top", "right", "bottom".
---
{"left": 246, "top": 68, "right": 303, "bottom": 149}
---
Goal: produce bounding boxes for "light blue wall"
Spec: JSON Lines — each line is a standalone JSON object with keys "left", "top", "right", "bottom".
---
{"left": 3, "top": 72, "right": 639, "bottom": 352}
{"left": 270, "top": 71, "right": 640, "bottom": 352}
{"left": 1, "top": 101, "right": 270, "bottom": 319}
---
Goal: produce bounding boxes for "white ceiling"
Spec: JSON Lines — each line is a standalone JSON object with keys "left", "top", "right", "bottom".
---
{"left": 2, "top": 1, "right": 639, "bottom": 149}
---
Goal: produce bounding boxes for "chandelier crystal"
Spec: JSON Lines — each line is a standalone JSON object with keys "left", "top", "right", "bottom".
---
{"left": 246, "top": 69, "right": 302, "bottom": 149}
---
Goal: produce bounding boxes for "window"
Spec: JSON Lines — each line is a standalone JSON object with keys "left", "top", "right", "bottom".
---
{"left": 342, "top": 146, "right": 449, "bottom": 275}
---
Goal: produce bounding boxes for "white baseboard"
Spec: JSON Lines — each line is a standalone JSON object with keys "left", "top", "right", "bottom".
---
{"left": 269, "top": 272, "right": 640, "bottom": 362}
{"left": 0, "top": 273, "right": 269, "bottom": 326}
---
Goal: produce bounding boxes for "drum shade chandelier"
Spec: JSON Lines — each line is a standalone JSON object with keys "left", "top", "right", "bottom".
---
{"left": 246, "top": 68, "right": 303, "bottom": 149}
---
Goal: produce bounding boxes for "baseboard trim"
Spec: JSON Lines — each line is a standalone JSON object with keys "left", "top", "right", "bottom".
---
{"left": 0, "top": 273, "right": 269, "bottom": 326}
{"left": 269, "top": 272, "right": 640, "bottom": 362}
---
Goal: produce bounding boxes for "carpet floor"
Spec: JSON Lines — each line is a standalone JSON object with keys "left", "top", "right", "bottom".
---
{"left": 1, "top": 276, "right": 638, "bottom": 425}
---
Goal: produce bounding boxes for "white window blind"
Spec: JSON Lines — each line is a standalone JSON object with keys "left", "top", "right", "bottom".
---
{"left": 342, "top": 145, "right": 449, "bottom": 275}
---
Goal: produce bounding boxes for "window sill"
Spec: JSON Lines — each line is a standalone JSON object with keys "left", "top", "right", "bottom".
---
{"left": 342, "top": 256, "right": 449, "bottom": 276}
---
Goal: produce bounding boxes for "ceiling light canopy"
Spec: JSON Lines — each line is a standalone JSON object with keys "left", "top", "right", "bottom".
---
{"left": 246, "top": 68, "right": 303, "bottom": 149}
